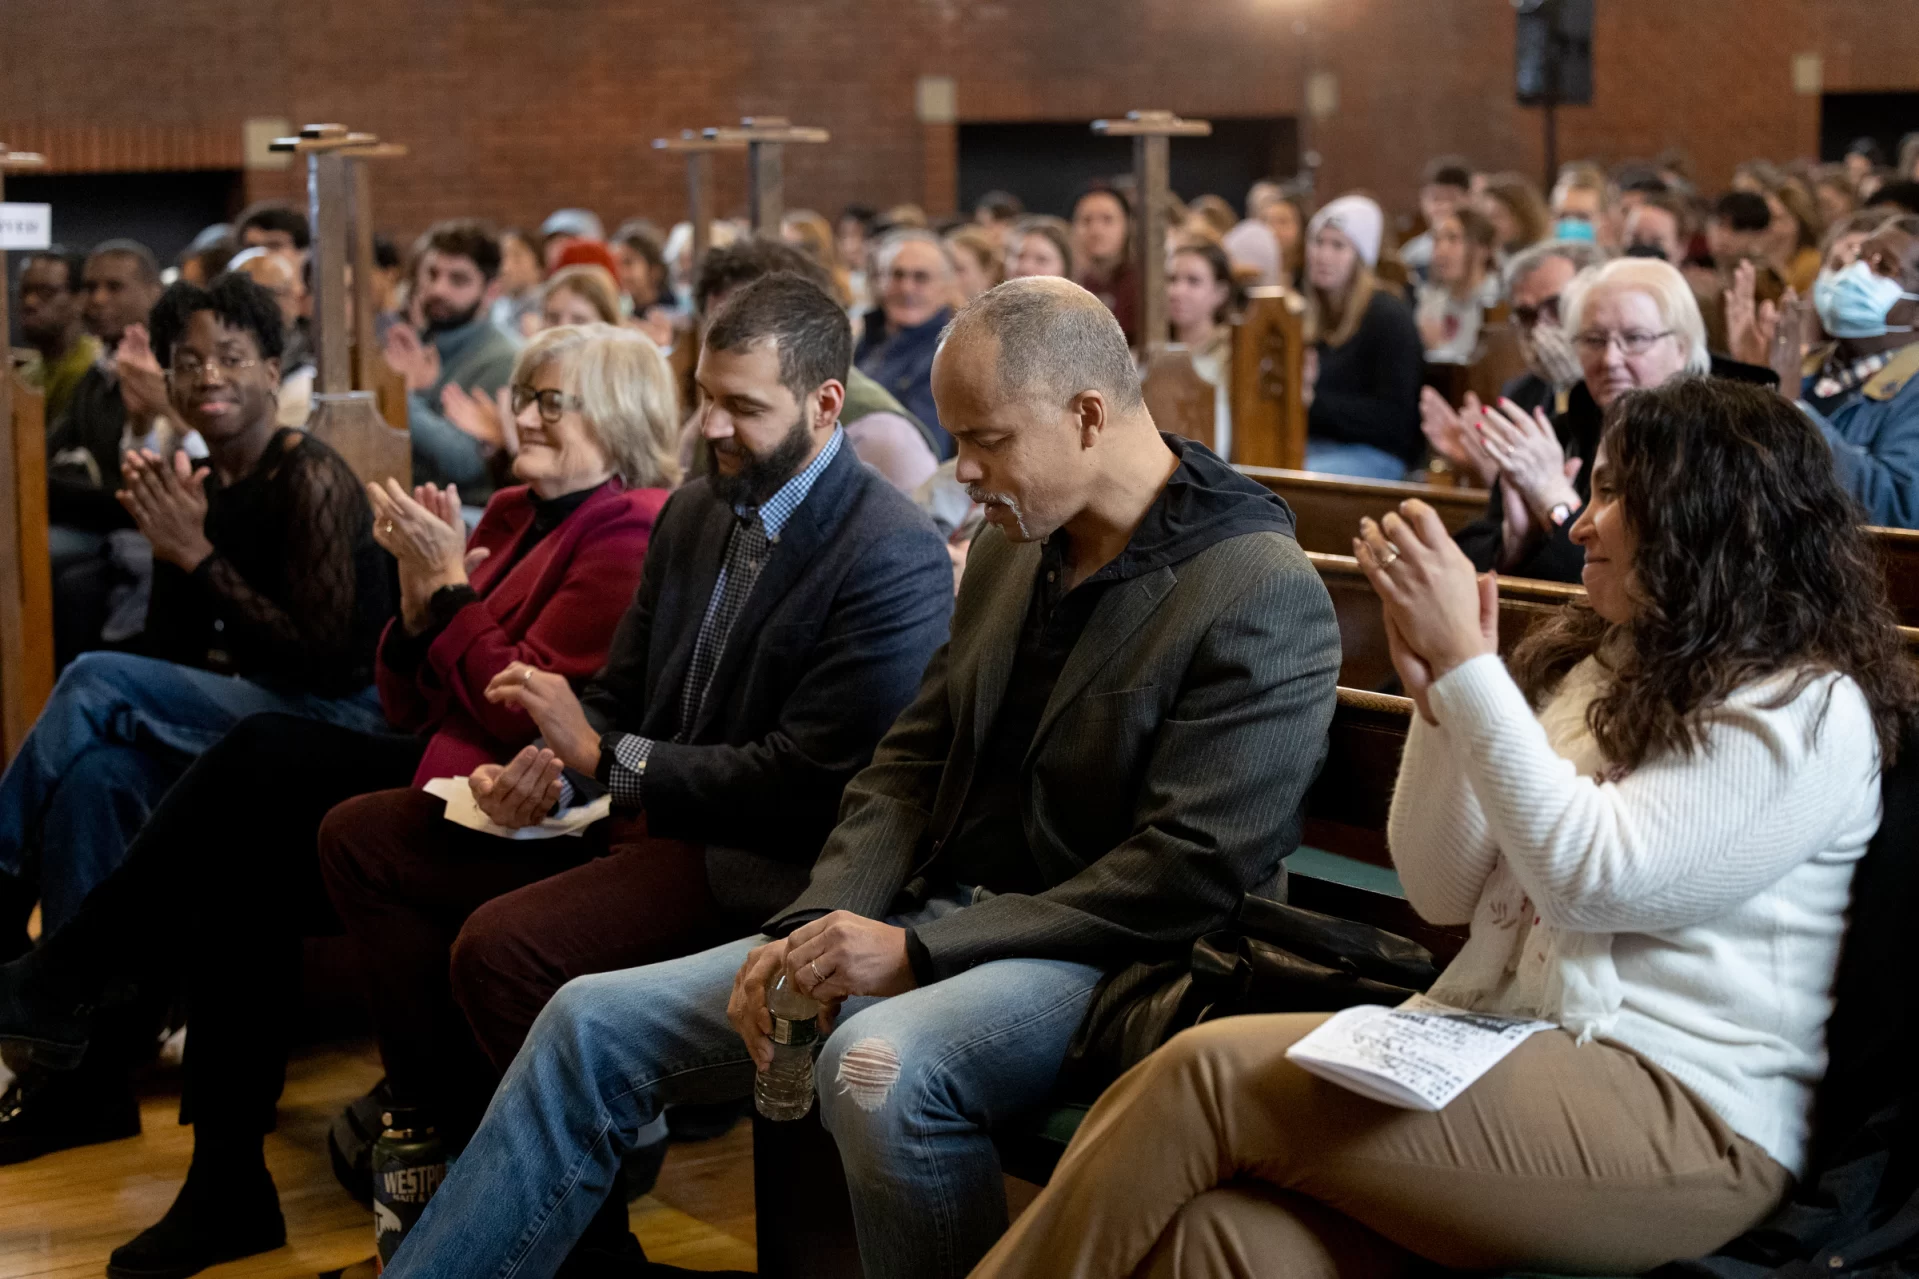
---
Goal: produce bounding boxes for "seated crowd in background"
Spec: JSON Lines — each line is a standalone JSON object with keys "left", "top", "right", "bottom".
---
{"left": 5, "top": 128, "right": 1919, "bottom": 1279}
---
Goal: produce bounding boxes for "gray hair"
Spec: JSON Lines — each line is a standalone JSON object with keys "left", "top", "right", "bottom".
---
{"left": 1503, "top": 237, "right": 1610, "bottom": 294}
{"left": 874, "top": 228, "right": 951, "bottom": 280}
{"left": 512, "top": 323, "right": 682, "bottom": 489}
{"left": 941, "top": 276, "right": 1143, "bottom": 413}
{"left": 1559, "top": 257, "right": 1712, "bottom": 377}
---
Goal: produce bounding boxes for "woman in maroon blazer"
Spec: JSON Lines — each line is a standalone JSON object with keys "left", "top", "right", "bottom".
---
{"left": 0, "top": 325, "right": 680, "bottom": 1262}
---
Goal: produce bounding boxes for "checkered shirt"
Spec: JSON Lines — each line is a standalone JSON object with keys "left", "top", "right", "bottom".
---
{"left": 596, "top": 429, "right": 844, "bottom": 809}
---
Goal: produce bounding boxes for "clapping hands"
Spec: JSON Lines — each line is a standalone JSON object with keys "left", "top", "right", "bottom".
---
{"left": 1354, "top": 500, "right": 1499, "bottom": 725}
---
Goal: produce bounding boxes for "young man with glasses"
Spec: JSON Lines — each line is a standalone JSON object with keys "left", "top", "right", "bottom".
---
{"left": 0, "top": 272, "right": 392, "bottom": 1159}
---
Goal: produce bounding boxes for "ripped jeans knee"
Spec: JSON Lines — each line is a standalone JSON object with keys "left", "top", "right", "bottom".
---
{"left": 833, "top": 1036, "right": 903, "bottom": 1113}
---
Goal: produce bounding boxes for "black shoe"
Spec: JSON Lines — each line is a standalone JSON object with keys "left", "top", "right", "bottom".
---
{"left": 326, "top": 1079, "right": 394, "bottom": 1206}
{"left": 0, "top": 1063, "right": 141, "bottom": 1164}
{"left": 106, "top": 1162, "right": 285, "bottom": 1279}
{"left": 0, "top": 947, "right": 97, "bottom": 1072}
{"left": 664, "top": 1097, "right": 748, "bottom": 1143}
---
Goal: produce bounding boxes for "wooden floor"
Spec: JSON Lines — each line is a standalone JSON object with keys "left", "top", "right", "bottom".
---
{"left": 0, "top": 1041, "right": 759, "bottom": 1278}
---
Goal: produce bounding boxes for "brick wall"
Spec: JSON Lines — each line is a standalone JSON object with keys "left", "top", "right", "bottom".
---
{"left": 2, "top": 0, "right": 1914, "bottom": 243}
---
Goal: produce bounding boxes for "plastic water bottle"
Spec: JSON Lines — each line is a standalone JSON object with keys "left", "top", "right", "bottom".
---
{"left": 754, "top": 971, "right": 822, "bottom": 1121}
{"left": 371, "top": 1108, "right": 446, "bottom": 1270}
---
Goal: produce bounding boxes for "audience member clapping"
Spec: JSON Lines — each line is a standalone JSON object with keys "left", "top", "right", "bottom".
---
{"left": 0, "top": 323, "right": 680, "bottom": 1271}
{"left": 973, "top": 378, "right": 1916, "bottom": 1279}
{"left": 1454, "top": 256, "right": 1711, "bottom": 580}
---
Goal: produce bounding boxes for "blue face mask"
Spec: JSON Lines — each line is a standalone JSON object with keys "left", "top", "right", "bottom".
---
{"left": 1553, "top": 217, "right": 1597, "bottom": 243}
{"left": 1813, "top": 260, "right": 1919, "bottom": 339}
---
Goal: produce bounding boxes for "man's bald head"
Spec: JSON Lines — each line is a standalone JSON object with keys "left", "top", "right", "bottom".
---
{"left": 940, "top": 276, "right": 1143, "bottom": 415}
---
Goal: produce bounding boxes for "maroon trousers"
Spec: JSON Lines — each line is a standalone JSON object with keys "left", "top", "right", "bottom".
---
{"left": 317, "top": 787, "right": 739, "bottom": 1141}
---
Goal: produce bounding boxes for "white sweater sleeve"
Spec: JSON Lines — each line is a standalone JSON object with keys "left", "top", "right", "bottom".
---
{"left": 1388, "top": 713, "right": 1502, "bottom": 925}
{"left": 1426, "top": 654, "right": 1879, "bottom": 933}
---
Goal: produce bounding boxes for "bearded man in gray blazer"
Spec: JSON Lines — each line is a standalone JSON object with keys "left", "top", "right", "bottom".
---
{"left": 380, "top": 276, "right": 1343, "bottom": 1279}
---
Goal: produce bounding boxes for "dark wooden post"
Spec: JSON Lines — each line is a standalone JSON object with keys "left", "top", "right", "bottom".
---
{"left": 0, "top": 143, "right": 51, "bottom": 759}
{"left": 1091, "top": 111, "right": 1212, "bottom": 359}
{"left": 270, "top": 125, "right": 409, "bottom": 487}
{"left": 701, "top": 117, "right": 831, "bottom": 234}
{"left": 652, "top": 130, "right": 745, "bottom": 265}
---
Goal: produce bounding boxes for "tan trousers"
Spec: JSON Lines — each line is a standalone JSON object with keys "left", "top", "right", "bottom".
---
{"left": 971, "top": 1012, "right": 1791, "bottom": 1279}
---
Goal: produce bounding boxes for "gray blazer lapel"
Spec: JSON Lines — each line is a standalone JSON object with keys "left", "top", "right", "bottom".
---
{"left": 965, "top": 540, "right": 1042, "bottom": 752}
{"left": 1030, "top": 565, "right": 1176, "bottom": 751}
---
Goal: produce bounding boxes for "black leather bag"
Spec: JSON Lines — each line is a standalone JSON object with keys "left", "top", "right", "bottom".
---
{"left": 1062, "top": 895, "right": 1440, "bottom": 1098}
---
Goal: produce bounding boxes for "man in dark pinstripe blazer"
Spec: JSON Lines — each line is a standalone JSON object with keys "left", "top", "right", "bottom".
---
{"left": 377, "top": 277, "right": 1342, "bottom": 1279}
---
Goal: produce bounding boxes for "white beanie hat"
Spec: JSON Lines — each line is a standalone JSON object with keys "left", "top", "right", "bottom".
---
{"left": 1306, "top": 195, "right": 1384, "bottom": 268}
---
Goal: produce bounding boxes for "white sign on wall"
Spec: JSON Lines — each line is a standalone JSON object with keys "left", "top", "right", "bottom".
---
{"left": 0, "top": 203, "right": 52, "bottom": 251}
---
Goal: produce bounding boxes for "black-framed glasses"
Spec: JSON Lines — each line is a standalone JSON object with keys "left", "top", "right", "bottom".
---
{"left": 510, "top": 385, "right": 583, "bottom": 423}
{"left": 1573, "top": 329, "right": 1674, "bottom": 357}
{"left": 1510, "top": 296, "right": 1562, "bottom": 331}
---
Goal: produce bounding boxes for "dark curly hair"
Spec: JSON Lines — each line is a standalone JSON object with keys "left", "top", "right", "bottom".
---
{"left": 148, "top": 272, "right": 287, "bottom": 368}
{"left": 1509, "top": 377, "right": 1919, "bottom": 769}
{"left": 694, "top": 235, "right": 836, "bottom": 317}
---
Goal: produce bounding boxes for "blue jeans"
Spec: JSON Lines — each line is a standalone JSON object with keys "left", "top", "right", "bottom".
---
{"left": 0, "top": 651, "right": 386, "bottom": 932}
{"left": 1304, "top": 438, "right": 1410, "bottom": 481}
{"left": 384, "top": 891, "right": 1104, "bottom": 1279}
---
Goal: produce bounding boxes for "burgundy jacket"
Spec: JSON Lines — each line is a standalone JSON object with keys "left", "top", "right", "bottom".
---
{"left": 375, "top": 479, "right": 668, "bottom": 786}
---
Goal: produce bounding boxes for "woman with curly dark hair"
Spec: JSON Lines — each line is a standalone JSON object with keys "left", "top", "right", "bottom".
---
{"left": 970, "top": 376, "right": 1918, "bottom": 1279}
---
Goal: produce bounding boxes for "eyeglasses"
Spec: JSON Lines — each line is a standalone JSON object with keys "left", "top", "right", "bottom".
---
{"left": 510, "top": 385, "right": 583, "bottom": 423}
{"left": 1510, "top": 296, "right": 1562, "bottom": 331}
{"left": 169, "top": 353, "right": 261, "bottom": 383}
{"left": 1573, "top": 329, "right": 1674, "bottom": 357}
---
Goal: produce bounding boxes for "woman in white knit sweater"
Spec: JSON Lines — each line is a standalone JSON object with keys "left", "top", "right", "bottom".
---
{"left": 971, "top": 378, "right": 1918, "bottom": 1279}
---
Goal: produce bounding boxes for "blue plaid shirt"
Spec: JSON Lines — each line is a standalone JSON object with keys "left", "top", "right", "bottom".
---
{"left": 581, "top": 428, "right": 845, "bottom": 812}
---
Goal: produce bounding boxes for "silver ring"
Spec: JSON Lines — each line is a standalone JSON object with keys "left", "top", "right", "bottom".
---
{"left": 381, "top": 519, "right": 395, "bottom": 535}
{"left": 1373, "top": 542, "right": 1401, "bottom": 570}
{"left": 520, "top": 667, "right": 534, "bottom": 686}
{"left": 808, "top": 960, "right": 826, "bottom": 987}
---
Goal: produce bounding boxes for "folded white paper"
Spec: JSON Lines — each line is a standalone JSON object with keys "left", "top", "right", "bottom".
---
{"left": 1284, "top": 995, "right": 1554, "bottom": 1112}
{"left": 423, "top": 776, "right": 611, "bottom": 841}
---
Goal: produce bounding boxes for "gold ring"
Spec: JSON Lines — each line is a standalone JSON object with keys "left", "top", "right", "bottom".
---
{"left": 808, "top": 960, "right": 826, "bottom": 987}
{"left": 1373, "top": 542, "right": 1401, "bottom": 570}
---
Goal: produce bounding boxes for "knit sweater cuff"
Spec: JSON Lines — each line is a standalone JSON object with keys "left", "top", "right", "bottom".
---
{"left": 1427, "top": 653, "right": 1530, "bottom": 738}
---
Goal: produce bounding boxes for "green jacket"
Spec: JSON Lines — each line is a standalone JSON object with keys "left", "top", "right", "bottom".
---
{"left": 408, "top": 317, "right": 520, "bottom": 498}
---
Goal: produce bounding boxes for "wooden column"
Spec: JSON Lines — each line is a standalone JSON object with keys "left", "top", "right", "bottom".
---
{"left": 1091, "top": 110, "right": 1212, "bottom": 359}
{"left": 0, "top": 144, "right": 52, "bottom": 759}
{"left": 270, "top": 124, "right": 410, "bottom": 487}
{"left": 652, "top": 130, "right": 744, "bottom": 265}
{"left": 701, "top": 117, "right": 830, "bottom": 234}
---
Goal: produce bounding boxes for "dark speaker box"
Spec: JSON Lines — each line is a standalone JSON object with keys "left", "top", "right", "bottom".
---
{"left": 1516, "top": 0, "right": 1594, "bottom": 106}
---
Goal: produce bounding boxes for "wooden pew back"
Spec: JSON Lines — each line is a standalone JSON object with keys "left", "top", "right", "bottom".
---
{"left": 1229, "top": 287, "right": 1308, "bottom": 469}
{"left": 1873, "top": 526, "right": 1919, "bottom": 628}
{"left": 1295, "top": 688, "right": 1467, "bottom": 961}
{"left": 0, "top": 374, "right": 54, "bottom": 762}
{"left": 1140, "top": 348, "right": 1217, "bottom": 453}
{"left": 1244, "top": 465, "right": 1489, "bottom": 555}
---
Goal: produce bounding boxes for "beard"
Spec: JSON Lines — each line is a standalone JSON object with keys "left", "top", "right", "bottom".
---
{"left": 708, "top": 411, "right": 817, "bottom": 508}
{"left": 421, "top": 297, "right": 483, "bottom": 333}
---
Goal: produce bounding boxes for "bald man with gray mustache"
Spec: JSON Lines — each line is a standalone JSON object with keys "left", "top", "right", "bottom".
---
{"left": 381, "top": 277, "right": 1342, "bottom": 1279}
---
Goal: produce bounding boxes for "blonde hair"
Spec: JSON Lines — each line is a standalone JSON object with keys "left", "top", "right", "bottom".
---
{"left": 1560, "top": 257, "right": 1712, "bottom": 377}
{"left": 780, "top": 209, "right": 853, "bottom": 305}
{"left": 943, "top": 225, "right": 1003, "bottom": 285}
{"left": 512, "top": 324, "right": 682, "bottom": 489}
{"left": 541, "top": 265, "right": 622, "bottom": 324}
{"left": 1307, "top": 260, "right": 1380, "bottom": 348}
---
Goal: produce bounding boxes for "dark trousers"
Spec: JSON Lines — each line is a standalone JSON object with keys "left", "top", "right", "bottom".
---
{"left": 317, "top": 789, "right": 736, "bottom": 1143}
{"left": 37, "top": 712, "right": 426, "bottom": 1145}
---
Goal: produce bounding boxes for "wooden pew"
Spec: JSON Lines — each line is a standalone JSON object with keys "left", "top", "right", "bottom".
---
{"left": 1242, "top": 465, "right": 1489, "bottom": 555}
{"left": 0, "top": 374, "right": 54, "bottom": 763}
{"left": 1873, "top": 526, "right": 1919, "bottom": 628}
{"left": 1229, "top": 287, "right": 1308, "bottom": 469}
{"left": 1141, "top": 348, "right": 1219, "bottom": 453}
{"left": 1311, "top": 551, "right": 1578, "bottom": 689}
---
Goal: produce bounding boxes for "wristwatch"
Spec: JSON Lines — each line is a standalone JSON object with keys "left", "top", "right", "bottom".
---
{"left": 1547, "top": 498, "right": 1581, "bottom": 529}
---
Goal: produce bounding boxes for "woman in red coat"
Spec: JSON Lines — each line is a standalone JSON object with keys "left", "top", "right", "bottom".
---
{"left": 0, "top": 325, "right": 680, "bottom": 1269}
